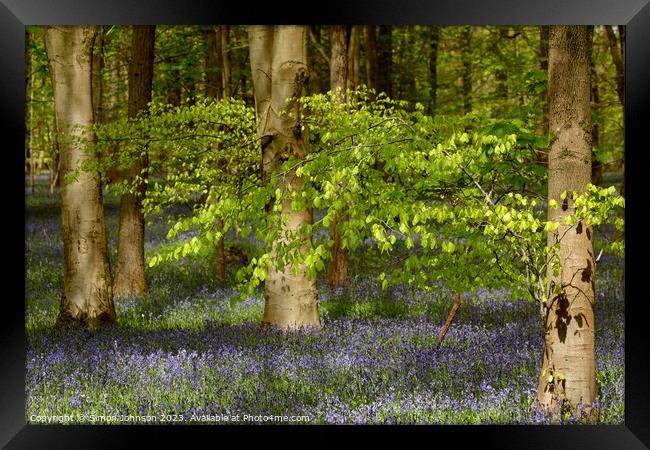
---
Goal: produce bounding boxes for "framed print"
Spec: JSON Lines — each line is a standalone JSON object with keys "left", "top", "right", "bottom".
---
{"left": 4, "top": 0, "right": 649, "bottom": 448}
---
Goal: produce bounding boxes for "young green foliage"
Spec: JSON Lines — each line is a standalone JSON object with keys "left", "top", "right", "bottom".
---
{"left": 101, "top": 87, "right": 624, "bottom": 308}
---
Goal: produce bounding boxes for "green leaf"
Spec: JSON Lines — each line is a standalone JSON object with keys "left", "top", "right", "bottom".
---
{"left": 442, "top": 241, "right": 456, "bottom": 253}
{"left": 372, "top": 224, "right": 385, "bottom": 242}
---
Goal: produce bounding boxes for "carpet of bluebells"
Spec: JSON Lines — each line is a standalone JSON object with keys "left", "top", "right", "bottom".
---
{"left": 25, "top": 179, "right": 624, "bottom": 424}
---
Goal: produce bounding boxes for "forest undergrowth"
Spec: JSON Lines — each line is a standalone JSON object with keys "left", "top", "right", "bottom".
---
{"left": 25, "top": 179, "right": 624, "bottom": 424}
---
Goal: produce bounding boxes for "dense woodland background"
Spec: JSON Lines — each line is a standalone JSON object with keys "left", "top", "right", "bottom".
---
{"left": 25, "top": 25, "right": 624, "bottom": 190}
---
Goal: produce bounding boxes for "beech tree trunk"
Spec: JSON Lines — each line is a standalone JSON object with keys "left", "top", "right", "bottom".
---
{"left": 45, "top": 26, "right": 116, "bottom": 329}
{"left": 364, "top": 26, "right": 379, "bottom": 97}
{"left": 108, "top": 46, "right": 120, "bottom": 121}
{"left": 540, "top": 26, "right": 550, "bottom": 140}
{"left": 113, "top": 25, "right": 155, "bottom": 297}
{"left": 204, "top": 26, "right": 224, "bottom": 99}
{"left": 91, "top": 26, "right": 105, "bottom": 126}
{"left": 248, "top": 25, "right": 320, "bottom": 330}
{"left": 90, "top": 26, "right": 105, "bottom": 199}
{"left": 537, "top": 26, "right": 597, "bottom": 419}
{"left": 591, "top": 62, "right": 603, "bottom": 186}
{"left": 326, "top": 25, "right": 350, "bottom": 289}
{"left": 220, "top": 26, "right": 231, "bottom": 99}
{"left": 604, "top": 25, "right": 624, "bottom": 107}
{"left": 330, "top": 26, "right": 348, "bottom": 98}
{"left": 604, "top": 25, "right": 625, "bottom": 199}
{"left": 347, "top": 26, "right": 360, "bottom": 92}
{"left": 49, "top": 113, "right": 60, "bottom": 194}
{"left": 204, "top": 25, "right": 226, "bottom": 282}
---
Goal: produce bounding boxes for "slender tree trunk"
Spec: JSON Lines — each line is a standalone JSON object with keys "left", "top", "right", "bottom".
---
{"left": 34, "top": 69, "right": 45, "bottom": 174}
{"left": 377, "top": 25, "right": 392, "bottom": 97}
{"left": 330, "top": 26, "right": 348, "bottom": 98}
{"left": 220, "top": 26, "right": 231, "bottom": 99}
{"left": 347, "top": 26, "right": 360, "bottom": 92}
{"left": 204, "top": 25, "right": 227, "bottom": 283}
{"left": 326, "top": 25, "right": 350, "bottom": 289}
{"left": 213, "top": 216, "right": 226, "bottom": 281}
{"left": 25, "top": 30, "right": 30, "bottom": 179}
{"left": 248, "top": 25, "right": 320, "bottom": 330}
{"left": 619, "top": 27, "right": 625, "bottom": 198}
{"left": 402, "top": 30, "right": 418, "bottom": 102}
{"left": 49, "top": 113, "right": 60, "bottom": 194}
{"left": 460, "top": 26, "right": 472, "bottom": 115}
{"left": 28, "top": 44, "right": 36, "bottom": 193}
{"left": 37, "top": 116, "right": 46, "bottom": 173}
{"left": 617, "top": 26, "right": 625, "bottom": 199}
{"left": 233, "top": 27, "right": 254, "bottom": 107}
{"left": 537, "top": 25, "right": 551, "bottom": 174}
{"left": 540, "top": 26, "right": 550, "bottom": 141}
{"left": 604, "top": 25, "right": 625, "bottom": 199}
{"left": 591, "top": 62, "right": 603, "bottom": 186}
{"left": 618, "top": 26, "right": 625, "bottom": 71}
{"left": 105, "top": 30, "right": 124, "bottom": 185}
{"left": 108, "top": 47, "right": 120, "bottom": 121}
{"left": 165, "top": 44, "right": 182, "bottom": 106}
{"left": 604, "top": 25, "right": 624, "bottom": 107}
{"left": 371, "top": 26, "right": 391, "bottom": 176}
{"left": 118, "top": 28, "right": 130, "bottom": 107}
{"left": 90, "top": 26, "right": 105, "bottom": 197}
{"left": 204, "top": 26, "right": 224, "bottom": 99}
{"left": 364, "top": 26, "right": 379, "bottom": 96}
{"left": 42, "top": 116, "right": 51, "bottom": 188}
{"left": 38, "top": 114, "right": 46, "bottom": 174}
{"left": 428, "top": 26, "right": 439, "bottom": 115}
{"left": 537, "top": 25, "right": 597, "bottom": 419}
{"left": 223, "top": 27, "right": 245, "bottom": 242}
{"left": 327, "top": 214, "right": 349, "bottom": 289}
{"left": 45, "top": 26, "right": 116, "bottom": 329}
{"left": 113, "top": 25, "right": 155, "bottom": 297}
{"left": 91, "top": 26, "right": 105, "bottom": 126}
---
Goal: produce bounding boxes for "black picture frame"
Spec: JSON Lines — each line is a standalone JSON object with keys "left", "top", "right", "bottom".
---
{"left": 4, "top": 0, "right": 649, "bottom": 448}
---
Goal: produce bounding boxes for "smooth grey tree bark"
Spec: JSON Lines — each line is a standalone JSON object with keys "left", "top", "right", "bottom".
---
{"left": 537, "top": 25, "right": 597, "bottom": 419}
{"left": 248, "top": 25, "right": 320, "bottom": 330}
{"left": 45, "top": 26, "right": 116, "bottom": 329}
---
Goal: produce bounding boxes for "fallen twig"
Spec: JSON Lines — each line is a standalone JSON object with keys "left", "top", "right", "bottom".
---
{"left": 437, "top": 293, "right": 462, "bottom": 346}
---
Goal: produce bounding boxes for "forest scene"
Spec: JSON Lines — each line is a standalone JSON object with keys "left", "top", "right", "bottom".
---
{"left": 25, "top": 24, "right": 625, "bottom": 425}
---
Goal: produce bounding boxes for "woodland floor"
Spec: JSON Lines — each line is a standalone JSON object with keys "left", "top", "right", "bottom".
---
{"left": 25, "top": 176, "right": 624, "bottom": 424}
